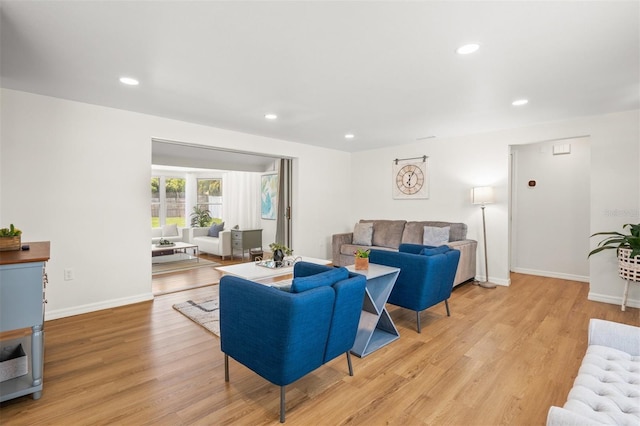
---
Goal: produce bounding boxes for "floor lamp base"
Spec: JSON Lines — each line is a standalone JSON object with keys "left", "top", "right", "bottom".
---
{"left": 475, "top": 280, "right": 497, "bottom": 289}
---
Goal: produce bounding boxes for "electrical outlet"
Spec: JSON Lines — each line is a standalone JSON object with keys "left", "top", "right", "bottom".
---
{"left": 64, "top": 268, "right": 74, "bottom": 281}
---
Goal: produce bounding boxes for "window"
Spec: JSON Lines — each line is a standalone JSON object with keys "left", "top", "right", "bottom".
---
{"left": 151, "top": 176, "right": 186, "bottom": 227}
{"left": 165, "top": 178, "right": 186, "bottom": 226}
{"left": 151, "top": 177, "right": 160, "bottom": 227}
{"left": 197, "top": 178, "right": 223, "bottom": 223}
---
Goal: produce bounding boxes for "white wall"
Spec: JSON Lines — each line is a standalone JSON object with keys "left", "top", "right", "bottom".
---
{"left": 511, "top": 137, "right": 590, "bottom": 281}
{"left": 0, "top": 89, "right": 352, "bottom": 319}
{"left": 349, "top": 110, "right": 639, "bottom": 308}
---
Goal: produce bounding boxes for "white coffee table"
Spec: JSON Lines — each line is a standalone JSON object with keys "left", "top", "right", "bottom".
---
{"left": 151, "top": 242, "right": 199, "bottom": 264}
{"left": 216, "top": 256, "right": 331, "bottom": 281}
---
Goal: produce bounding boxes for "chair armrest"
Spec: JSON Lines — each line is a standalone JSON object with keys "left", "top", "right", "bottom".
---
{"left": 218, "top": 230, "right": 231, "bottom": 254}
{"left": 332, "top": 232, "right": 353, "bottom": 263}
{"left": 219, "top": 276, "right": 335, "bottom": 386}
{"left": 446, "top": 239, "right": 477, "bottom": 285}
{"left": 588, "top": 319, "right": 640, "bottom": 355}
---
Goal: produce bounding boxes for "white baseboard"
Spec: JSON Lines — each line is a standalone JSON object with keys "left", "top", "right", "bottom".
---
{"left": 45, "top": 293, "right": 154, "bottom": 321}
{"left": 510, "top": 267, "right": 589, "bottom": 283}
{"left": 588, "top": 291, "right": 640, "bottom": 309}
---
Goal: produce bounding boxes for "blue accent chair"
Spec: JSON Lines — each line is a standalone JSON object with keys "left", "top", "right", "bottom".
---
{"left": 369, "top": 243, "right": 460, "bottom": 333}
{"left": 220, "top": 261, "right": 367, "bottom": 423}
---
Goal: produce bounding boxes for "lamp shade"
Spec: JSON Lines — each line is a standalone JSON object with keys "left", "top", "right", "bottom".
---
{"left": 472, "top": 186, "right": 495, "bottom": 205}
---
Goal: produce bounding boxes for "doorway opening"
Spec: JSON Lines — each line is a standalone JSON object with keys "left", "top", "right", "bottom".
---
{"left": 151, "top": 139, "right": 294, "bottom": 295}
{"left": 509, "top": 136, "right": 590, "bottom": 282}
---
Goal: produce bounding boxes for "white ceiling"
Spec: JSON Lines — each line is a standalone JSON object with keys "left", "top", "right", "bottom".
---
{"left": 1, "top": 1, "right": 638, "bottom": 153}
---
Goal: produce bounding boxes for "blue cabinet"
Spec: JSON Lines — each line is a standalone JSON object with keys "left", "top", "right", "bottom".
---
{"left": 0, "top": 241, "right": 49, "bottom": 402}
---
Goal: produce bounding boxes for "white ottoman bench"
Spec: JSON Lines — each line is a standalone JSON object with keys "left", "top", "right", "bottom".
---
{"left": 547, "top": 319, "right": 640, "bottom": 425}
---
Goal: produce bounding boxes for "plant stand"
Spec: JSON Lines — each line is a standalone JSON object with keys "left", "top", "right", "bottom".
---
{"left": 618, "top": 248, "right": 640, "bottom": 311}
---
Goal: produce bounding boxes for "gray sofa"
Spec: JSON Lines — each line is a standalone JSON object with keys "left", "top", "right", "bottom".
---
{"left": 332, "top": 220, "right": 477, "bottom": 287}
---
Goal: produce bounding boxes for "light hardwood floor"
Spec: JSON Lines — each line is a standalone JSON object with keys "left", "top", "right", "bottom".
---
{"left": 1, "top": 273, "right": 638, "bottom": 425}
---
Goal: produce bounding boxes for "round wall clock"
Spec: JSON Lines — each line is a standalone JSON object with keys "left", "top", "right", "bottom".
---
{"left": 392, "top": 160, "right": 429, "bottom": 199}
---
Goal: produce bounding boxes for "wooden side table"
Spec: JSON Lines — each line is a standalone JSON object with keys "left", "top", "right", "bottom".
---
{"left": 346, "top": 263, "right": 400, "bottom": 357}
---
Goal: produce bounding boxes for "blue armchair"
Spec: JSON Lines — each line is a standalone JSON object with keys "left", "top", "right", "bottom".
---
{"left": 369, "top": 244, "right": 460, "bottom": 333}
{"left": 219, "top": 261, "right": 366, "bottom": 423}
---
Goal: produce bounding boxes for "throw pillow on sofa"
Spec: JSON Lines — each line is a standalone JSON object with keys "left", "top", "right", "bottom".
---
{"left": 353, "top": 222, "right": 373, "bottom": 246}
{"left": 423, "top": 226, "right": 449, "bottom": 246}
{"left": 162, "top": 223, "right": 179, "bottom": 237}
{"left": 208, "top": 222, "right": 225, "bottom": 237}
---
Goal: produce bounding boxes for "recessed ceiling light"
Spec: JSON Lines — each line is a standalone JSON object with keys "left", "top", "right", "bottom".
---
{"left": 345, "top": 134, "right": 355, "bottom": 139}
{"left": 264, "top": 113, "right": 278, "bottom": 120}
{"left": 512, "top": 99, "right": 529, "bottom": 106}
{"left": 119, "top": 76, "right": 139, "bottom": 86}
{"left": 456, "top": 43, "right": 480, "bottom": 55}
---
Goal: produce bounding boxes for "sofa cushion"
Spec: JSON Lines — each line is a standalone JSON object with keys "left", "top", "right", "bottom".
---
{"left": 353, "top": 222, "right": 373, "bottom": 246}
{"left": 360, "top": 220, "right": 406, "bottom": 249}
{"left": 208, "top": 222, "right": 225, "bottom": 237}
{"left": 423, "top": 226, "right": 450, "bottom": 246}
{"left": 402, "top": 221, "right": 467, "bottom": 244}
{"left": 420, "top": 245, "right": 451, "bottom": 256}
{"left": 162, "top": 223, "right": 179, "bottom": 237}
{"left": 291, "top": 267, "right": 349, "bottom": 293}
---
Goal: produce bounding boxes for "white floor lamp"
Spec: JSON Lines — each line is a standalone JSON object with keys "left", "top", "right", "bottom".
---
{"left": 472, "top": 186, "right": 497, "bottom": 289}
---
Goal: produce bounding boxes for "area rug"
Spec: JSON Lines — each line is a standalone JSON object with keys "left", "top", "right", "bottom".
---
{"left": 172, "top": 286, "right": 220, "bottom": 337}
{"left": 152, "top": 257, "right": 220, "bottom": 275}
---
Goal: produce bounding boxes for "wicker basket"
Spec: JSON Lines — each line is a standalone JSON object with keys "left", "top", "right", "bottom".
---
{"left": 0, "top": 236, "right": 20, "bottom": 252}
{"left": 618, "top": 247, "right": 640, "bottom": 283}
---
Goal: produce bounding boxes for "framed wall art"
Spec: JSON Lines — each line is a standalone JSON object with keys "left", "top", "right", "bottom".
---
{"left": 261, "top": 173, "right": 278, "bottom": 219}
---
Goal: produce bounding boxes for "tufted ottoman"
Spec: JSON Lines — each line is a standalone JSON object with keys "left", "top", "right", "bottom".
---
{"left": 547, "top": 319, "right": 640, "bottom": 425}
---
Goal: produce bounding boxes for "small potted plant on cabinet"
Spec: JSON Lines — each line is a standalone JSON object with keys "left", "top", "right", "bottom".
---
{"left": 0, "top": 224, "right": 22, "bottom": 251}
{"left": 354, "top": 248, "right": 370, "bottom": 270}
{"left": 589, "top": 223, "right": 640, "bottom": 311}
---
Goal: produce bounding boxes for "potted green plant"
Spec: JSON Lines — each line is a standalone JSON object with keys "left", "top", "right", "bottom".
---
{"left": 0, "top": 224, "right": 23, "bottom": 251}
{"left": 190, "top": 206, "right": 212, "bottom": 228}
{"left": 354, "top": 248, "right": 370, "bottom": 270}
{"left": 269, "top": 243, "right": 293, "bottom": 264}
{"left": 588, "top": 223, "right": 640, "bottom": 259}
{"left": 589, "top": 223, "right": 640, "bottom": 311}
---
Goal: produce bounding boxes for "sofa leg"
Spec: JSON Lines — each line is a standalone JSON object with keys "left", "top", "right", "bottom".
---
{"left": 224, "top": 354, "right": 229, "bottom": 382}
{"left": 416, "top": 311, "right": 421, "bottom": 333}
{"left": 280, "top": 386, "right": 286, "bottom": 423}
{"left": 346, "top": 352, "right": 353, "bottom": 376}
{"left": 445, "top": 299, "right": 451, "bottom": 317}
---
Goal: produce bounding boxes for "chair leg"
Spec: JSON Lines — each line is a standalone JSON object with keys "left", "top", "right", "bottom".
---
{"left": 224, "top": 354, "right": 229, "bottom": 382}
{"left": 346, "top": 352, "right": 353, "bottom": 376}
{"left": 416, "top": 311, "right": 421, "bottom": 333}
{"left": 445, "top": 299, "right": 451, "bottom": 317}
{"left": 280, "top": 386, "right": 286, "bottom": 423}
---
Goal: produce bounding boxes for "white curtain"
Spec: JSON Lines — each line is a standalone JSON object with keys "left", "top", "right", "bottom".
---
{"left": 223, "top": 171, "right": 261, "bottom": 230}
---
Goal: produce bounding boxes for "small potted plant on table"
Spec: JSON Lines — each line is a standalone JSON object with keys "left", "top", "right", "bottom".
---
{"left": 354, "top": 248, "right": 370, "bottom": 270}
{"left": 269, "top": 243, "right": 293, "bottom": 266}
